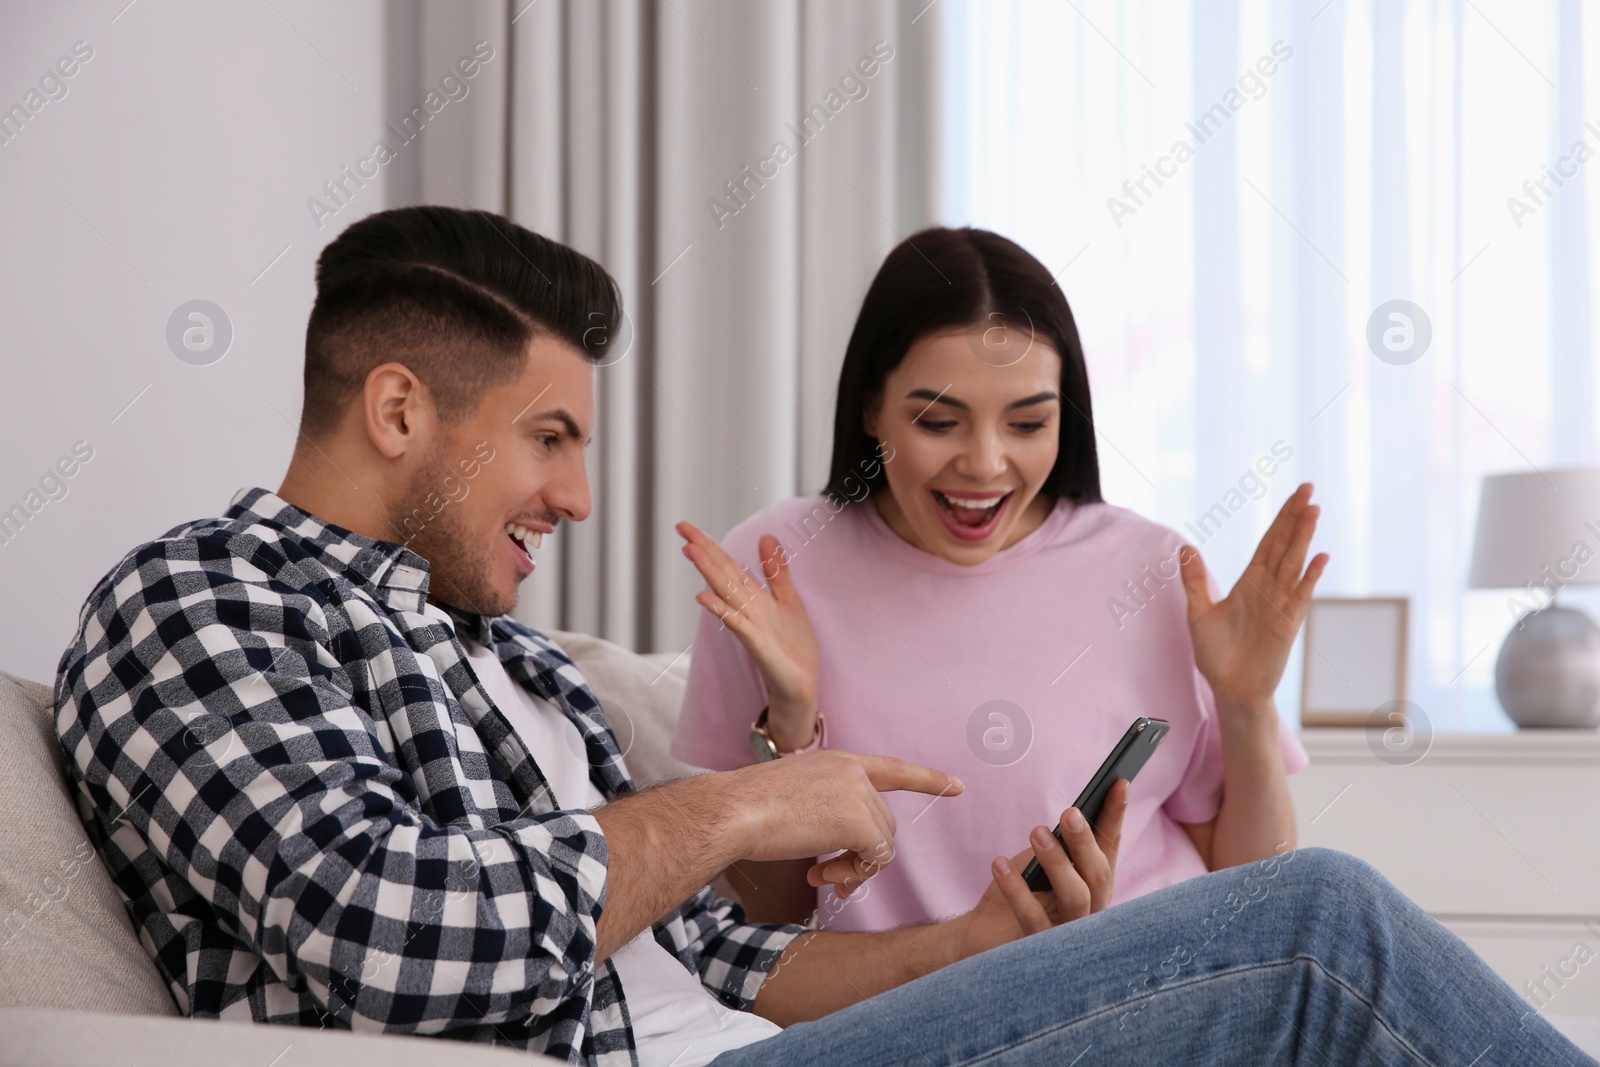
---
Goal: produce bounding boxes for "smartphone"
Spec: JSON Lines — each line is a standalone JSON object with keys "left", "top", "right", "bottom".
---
{"left": 1020, "top": 716, "right": 1170, "bottom": 892}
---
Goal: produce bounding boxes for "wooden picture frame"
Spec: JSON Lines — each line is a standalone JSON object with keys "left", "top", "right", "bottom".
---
{"left": 1299, "top": 597, "right": 1410, "bottom": 728}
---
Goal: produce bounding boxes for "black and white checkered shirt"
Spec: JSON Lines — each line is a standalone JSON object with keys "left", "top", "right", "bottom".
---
{"left": 55, "top": 488, "right": 801, "bottom": 1066}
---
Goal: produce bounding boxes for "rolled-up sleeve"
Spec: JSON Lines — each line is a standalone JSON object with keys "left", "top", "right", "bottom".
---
{"left": 673, "top": 885, "right": 803, "bottom": 1011}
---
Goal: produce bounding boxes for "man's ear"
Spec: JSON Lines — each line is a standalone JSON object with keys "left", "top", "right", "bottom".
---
{"left": 363, "top": 362, "right": 435, "bottom": 459}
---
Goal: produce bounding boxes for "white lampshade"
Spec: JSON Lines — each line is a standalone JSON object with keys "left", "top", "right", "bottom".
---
{"left": 1468, "top": 468, "right": 1600, "bottom": 590}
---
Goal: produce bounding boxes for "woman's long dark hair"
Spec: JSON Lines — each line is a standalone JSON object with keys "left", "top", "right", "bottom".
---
{"left": 823, "top": 226, "right": 1103, "bottom": 505}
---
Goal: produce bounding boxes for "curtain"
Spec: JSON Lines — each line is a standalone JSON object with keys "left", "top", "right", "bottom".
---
{"left": 941, "top": 0, "right": 1600, "bottom": 730}
{"left": 390, "top": 0, "right": 946, "bottom": 654}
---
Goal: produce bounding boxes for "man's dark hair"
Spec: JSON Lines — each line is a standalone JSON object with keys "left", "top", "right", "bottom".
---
{"left": 301, "top": 205, "right": 621, "bottom": 436}
{"left": 824, "top": 226, "right": 1103, "bottom": 506}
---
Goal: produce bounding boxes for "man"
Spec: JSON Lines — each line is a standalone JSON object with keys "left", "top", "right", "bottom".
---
{"left": 56, "top": 206, "right": 1593, "bottom": 1066}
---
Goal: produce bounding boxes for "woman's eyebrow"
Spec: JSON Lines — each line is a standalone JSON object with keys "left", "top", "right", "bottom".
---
{"left": 1005, "top": 391, "right": 1059, "bottom": 410}
{"left": 906, "top": 386, "right": 962, "bottom": 417}
{"left": 903, "top": 388, "right": 1058, "bottom": 411}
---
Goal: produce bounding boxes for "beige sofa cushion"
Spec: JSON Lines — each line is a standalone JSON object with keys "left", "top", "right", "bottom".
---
{"left": 0, "top": 672, "right": 177, "bottom": 1016}
{"left": 0, "top": 1006, "right": 558, "bottom": 1066}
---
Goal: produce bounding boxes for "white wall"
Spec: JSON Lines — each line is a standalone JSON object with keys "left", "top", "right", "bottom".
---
{"left": 0, "top": 1, "right": 399, "bottom": 682}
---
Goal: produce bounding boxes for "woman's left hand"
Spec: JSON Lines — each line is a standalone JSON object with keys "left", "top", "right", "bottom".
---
{"left": 949, "top": 779, "right": 1130, "bottom": 961}
{"left": 1179, "top": 483, "right": 1329, "bottom": 715}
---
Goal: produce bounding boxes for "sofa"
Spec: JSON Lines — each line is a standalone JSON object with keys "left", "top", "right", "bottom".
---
{"left": 0, "top": 630, "right": 699, "bottom": 1066}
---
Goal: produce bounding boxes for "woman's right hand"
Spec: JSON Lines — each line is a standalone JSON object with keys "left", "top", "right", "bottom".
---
{"left": 676, "top": 520, "right": 820, "bottom": 752}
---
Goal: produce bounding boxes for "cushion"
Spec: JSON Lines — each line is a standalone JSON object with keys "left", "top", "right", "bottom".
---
{"left": 0, "top": 672, "right": 177, "bottom": 1015}
{"left": 0, "top": 1006, "right": 558, "bottom": 1065}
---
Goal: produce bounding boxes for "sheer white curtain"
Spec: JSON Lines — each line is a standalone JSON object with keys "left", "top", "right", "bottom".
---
{"left": 942, "top": 0, "right": 1600, "bottom": 730}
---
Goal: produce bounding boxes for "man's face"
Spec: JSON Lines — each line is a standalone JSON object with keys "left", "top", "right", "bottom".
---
{"left": 390, "top": 336, "right": 594, "bottom": 617}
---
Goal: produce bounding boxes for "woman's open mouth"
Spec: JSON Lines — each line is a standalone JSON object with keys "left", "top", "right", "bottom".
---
{"left": 930, "top": 489, "right": 1012, "bottom": 543}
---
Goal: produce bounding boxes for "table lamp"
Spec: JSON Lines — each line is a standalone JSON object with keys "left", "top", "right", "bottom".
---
{"left": 1468, "top": 467, "right": 1600, "bottom": 728}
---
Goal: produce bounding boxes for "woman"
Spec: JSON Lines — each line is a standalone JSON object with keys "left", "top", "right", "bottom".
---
{"left": 669, "top": 227, "right": 1326, "bottom": 932}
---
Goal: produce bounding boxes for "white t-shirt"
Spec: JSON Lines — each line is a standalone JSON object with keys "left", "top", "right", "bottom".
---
{"left": 422, "top": 604, "right": 780, "bottom": 1067}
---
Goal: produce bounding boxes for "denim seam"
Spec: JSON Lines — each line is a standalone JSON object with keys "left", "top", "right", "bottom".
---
{"left": 946, "top": 954, "right": 1435, "bottom": 1067}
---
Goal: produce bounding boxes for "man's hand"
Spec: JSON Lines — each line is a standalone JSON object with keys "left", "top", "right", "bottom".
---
{"left": 591, "top": 750, "right": 961, "bottom": 959}
{"left": 948, "top": 778, "right": 1130, "bottom": 961}
{"left": 725, "top": 751, "right": 963, "bottom": 894}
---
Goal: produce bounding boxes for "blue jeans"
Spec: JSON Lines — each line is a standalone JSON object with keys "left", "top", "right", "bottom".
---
{"left": 711, "top": 847, "right": 1595, "bottom": 1066}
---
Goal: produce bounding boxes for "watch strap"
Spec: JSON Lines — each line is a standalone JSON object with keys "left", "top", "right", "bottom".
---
{"left": 753, "top": 706, "right": 826, "bottom": 757}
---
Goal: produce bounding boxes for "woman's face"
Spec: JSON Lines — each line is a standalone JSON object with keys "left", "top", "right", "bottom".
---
{"left": 864, "top": 325, "right": 1063, "bottom": 565}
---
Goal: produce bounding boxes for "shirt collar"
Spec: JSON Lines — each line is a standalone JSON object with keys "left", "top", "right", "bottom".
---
{"left": 445, "top": 607, "right": 498, "bottom": 646}
{"left": 227, "top": 487, "right": 435, "bottom": 613}
{"left": 422, "top": 598, "right": 499, "bottom": 648}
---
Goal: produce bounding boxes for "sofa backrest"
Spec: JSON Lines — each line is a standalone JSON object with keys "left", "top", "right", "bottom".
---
{"left": 0, "top": 671, "right": 178, "bottom": 1015}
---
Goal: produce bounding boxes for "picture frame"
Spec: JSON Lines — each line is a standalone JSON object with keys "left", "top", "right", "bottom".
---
{"left": 1299, "top": 596, "right": 1410, "bottom": 728}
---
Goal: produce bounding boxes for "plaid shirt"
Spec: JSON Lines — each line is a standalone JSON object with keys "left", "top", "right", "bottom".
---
{"left": 55, "top": 488, "right": 801, "bottom": 1066}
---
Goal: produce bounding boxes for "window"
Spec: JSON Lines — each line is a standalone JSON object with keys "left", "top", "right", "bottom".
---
{"left": 941, "top": 0, "right": 1600, "bottom": 730}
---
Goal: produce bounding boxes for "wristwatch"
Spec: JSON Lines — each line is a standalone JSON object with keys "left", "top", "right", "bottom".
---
{"left": 749, "top": 706, "right": 826, "bottom": 762}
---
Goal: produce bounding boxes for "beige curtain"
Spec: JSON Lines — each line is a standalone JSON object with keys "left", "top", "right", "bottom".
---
{"left": 390, "top": 0, "right": 946, "bottom": 652}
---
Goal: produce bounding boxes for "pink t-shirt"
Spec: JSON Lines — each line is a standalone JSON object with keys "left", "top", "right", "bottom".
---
{"left": 670, "top": 493, "right": 1310, "bottom": 932}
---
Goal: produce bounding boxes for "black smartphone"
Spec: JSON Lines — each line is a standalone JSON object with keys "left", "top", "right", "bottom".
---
{"left": 1020, "top": 716, "right": 1170, "bottom": 892}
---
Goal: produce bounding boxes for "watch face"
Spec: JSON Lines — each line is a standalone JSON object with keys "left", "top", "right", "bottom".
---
{"left": 749, "top": 726, "right": 778, "bottom": 762}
